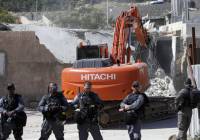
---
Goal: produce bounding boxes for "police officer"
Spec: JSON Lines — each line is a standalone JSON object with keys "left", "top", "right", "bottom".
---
{"left": 71, "top": 81, "right": 103, "bottom": 140}
{"left": 0, "top": 83, "right": 26, "bottom": 140}
{"left": 38, "top": 82, "right": 68, "bottom": 140}
{"left": 119, "top": 81, "right": 148, "bottom": 140}
{"left": 176, "top": 78, "right": 193, "bottom": 140}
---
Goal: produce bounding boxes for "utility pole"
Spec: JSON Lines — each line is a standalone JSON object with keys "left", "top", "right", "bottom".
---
{"left": 106, "top": 0, "right": 109, "bottom": 27}
{"left": 35, "top": 0, "right": 38, "bottom": 20}
{"left": 185, "top": 0, "right": 189, "bottom": 21}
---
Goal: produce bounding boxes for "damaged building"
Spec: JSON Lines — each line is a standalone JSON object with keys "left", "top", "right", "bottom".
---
{"left": 0, "top": 25, "right": 113, "bottom": 106}
{"left": 0, "top": 31, "right": 70, "bottom": 106}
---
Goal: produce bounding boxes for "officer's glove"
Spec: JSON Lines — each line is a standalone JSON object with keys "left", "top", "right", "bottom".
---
{"left": 119, "top": 107, "right": 125, "bottom": 112}
{"left": 124, "top": 104, "right": 130, "bottom": 111}
{"left": 75, "top": 108, "right": 80, "bottom": 112}
{"left": 90, "top": 105, "right": 95, "bottom": 108}
{"left": 2, "top": 110, "right": 7, "bottom": 115}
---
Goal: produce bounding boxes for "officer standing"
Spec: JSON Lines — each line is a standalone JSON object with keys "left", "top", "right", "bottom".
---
{"left": 0, "top": 83, "right": 26, "bottom": 140}
{"left": 119, "top": 81, "right": 148, "bottom": 140}
{"left": 71, "top": 81, "right": 103, "bottom": 140}
{"left": 38, "top": 82, "right": 68, "bottom": 140}
{"left": 176, "top": 78, "right": 193, "bottom": 140}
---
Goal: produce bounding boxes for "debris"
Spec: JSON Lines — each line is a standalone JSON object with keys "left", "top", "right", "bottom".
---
{"left": 146, "top": 68, "right": 176, "bottom": 97}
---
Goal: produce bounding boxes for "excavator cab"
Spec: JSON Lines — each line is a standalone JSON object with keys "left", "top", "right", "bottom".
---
{"left": 76, "top": 43, "right": 109, "bottom": 60}
{"left": 74, "top": 43, "right": 112, "bottom": 69}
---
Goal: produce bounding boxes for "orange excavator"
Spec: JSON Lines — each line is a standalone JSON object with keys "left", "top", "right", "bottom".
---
{"left": 62, "top": 5, "right": 153, "bottom": 125}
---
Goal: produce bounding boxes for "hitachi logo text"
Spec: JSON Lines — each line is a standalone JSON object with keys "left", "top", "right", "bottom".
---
{"left": 81, "top": 74, "right": 116, "bottom": 81}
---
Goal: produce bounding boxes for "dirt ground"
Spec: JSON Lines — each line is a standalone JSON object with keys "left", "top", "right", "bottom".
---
{"left": 8, "top": 111, "right": 178, "bottom": 140}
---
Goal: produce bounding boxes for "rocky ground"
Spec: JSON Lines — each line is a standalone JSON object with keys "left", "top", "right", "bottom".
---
{"left": 8, "top": 111, "right": 178, "bottom": 140}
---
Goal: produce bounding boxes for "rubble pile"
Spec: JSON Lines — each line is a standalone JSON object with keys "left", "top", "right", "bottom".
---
{"left": 146, "top": 68, "right": 176, "bottom": 97}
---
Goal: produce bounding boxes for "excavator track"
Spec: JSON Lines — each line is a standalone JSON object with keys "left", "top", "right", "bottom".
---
{"left": 98, "top": 96, "right": 176, "bottom": 127}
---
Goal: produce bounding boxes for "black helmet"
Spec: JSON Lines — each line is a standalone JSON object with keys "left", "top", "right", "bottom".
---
{"left": 7, "top": 83, "right": 15, "bottom": 90}
{"left": 48, "top": 82, "right": 58, "bottom": 93}
{"left": 184, "top": 78, "right": 192, "bottom": 87}
{"left": 132, "top": 81, "right": 140, "bottom": 88}
{"left": 84, "top": 81, "right": 92, "bottom": 89}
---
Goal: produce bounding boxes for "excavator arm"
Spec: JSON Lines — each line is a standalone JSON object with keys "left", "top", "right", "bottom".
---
{"left": 111, "top": 5, "right": 148, "bottom": 64}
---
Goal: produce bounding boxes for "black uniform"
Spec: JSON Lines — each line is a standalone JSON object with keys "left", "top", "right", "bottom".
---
{"left": 71, "top": 92, "right": 103, "bottom": 140}
{"left": 120, "top": 91, "right": 147, "bottom": 140}
{"left": 0, "top": 94, "right": 26, "bottom": 140}
{"left": 38, "top": 93, "right": 68, "bottom": 140}
{"left": 175, "top": 86, "right": 193, "bottom": 140}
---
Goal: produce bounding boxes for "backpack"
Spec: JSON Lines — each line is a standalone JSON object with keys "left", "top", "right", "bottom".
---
{"left": 142, "top": 93, "right": 150, "bottom": 107}
{"left": 190, "top": 89, "right": 200, "bottom": 109}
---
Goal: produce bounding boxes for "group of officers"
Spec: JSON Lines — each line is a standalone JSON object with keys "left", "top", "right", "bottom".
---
{"left": 0, "top": 81, "right": 106, "bottom": 140}
{"left": 0, "top": 78, "right": 198, "bottom": 140}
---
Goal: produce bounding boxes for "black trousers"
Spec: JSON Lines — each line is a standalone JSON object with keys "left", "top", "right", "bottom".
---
{"left": 1, "top": 122, "right": 23, "bottom": 140}
{"left": 77, "top": 122, "right": 103, "bottom": 140}
{"left": 39, "top": 119, "right": 64, "bottom": 140}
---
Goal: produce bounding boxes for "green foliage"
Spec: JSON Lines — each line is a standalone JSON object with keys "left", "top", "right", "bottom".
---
{"left": 55, "top": 6, "right": 109, "bottom": 29}
{"left": 0, "top": 0, "right": 82, "bottom": 12}
{"left": 0, "top": 8, "right": 15, "bottom": 23}
{"left": 0, "top": 0, "right": 156, "bottom": 12}
{"left": 0, "top": 0, "right": 36, "bottom": 12}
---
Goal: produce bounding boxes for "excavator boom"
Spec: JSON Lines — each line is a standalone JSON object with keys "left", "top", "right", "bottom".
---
{"left": 111, "top": 5, "right": 148, "bottom": 64}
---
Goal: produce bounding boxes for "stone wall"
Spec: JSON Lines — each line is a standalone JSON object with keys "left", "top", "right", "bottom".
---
{"left": 0, "top": 31, "right": 71, "bottom": 106}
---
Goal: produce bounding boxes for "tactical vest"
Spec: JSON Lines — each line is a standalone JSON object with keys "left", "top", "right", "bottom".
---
{"left": 126, "top": 92, "right": 147, "bottom": 117}
{"left": 43, "top": 94, "right": 66, "bottom": 120}
{"left": 78, "top": 92, "right": 98, "bottom": 119}
{"left": 79, "top": 93, "right": 94, "bottom": 108}
{"left": 1, "top": 94, "right": 27, "bottom": 127}
{"left": 46, "top": 95, "right": 62, "bottom": 107}
{"left": 2, "top": 94, "right": 20, "bottom": 111}
{"left": 181, "top": 88, "right": 192, "bottom": 108}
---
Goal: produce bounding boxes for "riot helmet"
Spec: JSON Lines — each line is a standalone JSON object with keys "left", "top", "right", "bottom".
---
{"left": 7, "top": 83, "right": 15, "bottom": 95}
{"left": 48, "top": 82, "right": 58, "bottom": 95}
{"left": 83, "top": 81, "right": 92, "bottom": 93}
{"left": 132, "top": 81, "right": 140, "bottom": 92}
{"left": 184, "top": 78, "right": 192, "bottom": 88}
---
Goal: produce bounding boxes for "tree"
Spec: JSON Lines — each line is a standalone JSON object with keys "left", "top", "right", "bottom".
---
{"left": 0, "top": 8, "right": 16, "bottom": 23}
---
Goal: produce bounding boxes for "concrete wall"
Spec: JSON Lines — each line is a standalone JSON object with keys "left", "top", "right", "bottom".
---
{"left": 0, "top": 31, "right": 71, "bottom": 106}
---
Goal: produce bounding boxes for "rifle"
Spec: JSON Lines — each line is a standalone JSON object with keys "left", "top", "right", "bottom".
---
{"left": 43, "top": 103, "right": 66, "bottom": 121}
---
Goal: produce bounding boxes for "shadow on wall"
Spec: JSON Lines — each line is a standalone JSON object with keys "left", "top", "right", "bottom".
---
{"left": 155, "top": 38, "right": 173, "bottom": 76}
